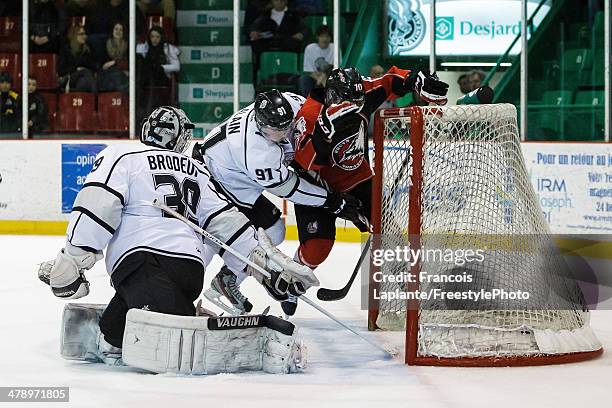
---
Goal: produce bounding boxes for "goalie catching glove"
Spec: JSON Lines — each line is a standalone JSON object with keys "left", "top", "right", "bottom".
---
{"left": 37, "top": 243, "right": 102, "bottom": 299}
{"left": 413, "top": 71, "right": 449, "bottom": 105}
{"left": 248, "top": 228, "right": 319, "bottom": 298}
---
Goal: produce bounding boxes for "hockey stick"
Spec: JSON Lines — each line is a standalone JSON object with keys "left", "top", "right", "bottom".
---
{"left": 317, "top": 235, "right": 371, "bottom": 301}
{"left": 152, "top": 199, "right": 395, "bottom": 358}
{"left": 316, "top": 141, "right": 409, "bottom": 301}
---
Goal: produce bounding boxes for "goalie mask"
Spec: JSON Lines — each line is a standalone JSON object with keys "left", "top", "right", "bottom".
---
{"left": 254, "top": 89, "right": 294, "bottom": 143}
{"left": 141, "top": 106, "right": 195, "bottom": 153}
{"left": 325, "top": 67, "right": 365, "bottom": 107}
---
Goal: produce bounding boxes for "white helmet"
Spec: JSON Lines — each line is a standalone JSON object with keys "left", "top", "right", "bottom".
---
{"left": 140, "top": 106, "right": 195, "bottom": 153}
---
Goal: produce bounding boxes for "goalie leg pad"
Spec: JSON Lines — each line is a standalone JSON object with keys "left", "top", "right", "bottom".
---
{"left": 60, "top": 303, "right": 123, "bottom": 365}
{"left": 122, "top": 309, "right": 306, "bottom": 375}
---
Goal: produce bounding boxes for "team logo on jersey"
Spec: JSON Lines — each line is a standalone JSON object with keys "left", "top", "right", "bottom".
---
{"left": 307, "top": 221, "right": 318, "bottom": 234}
{"left": 331, "top": 123, "right": 365, "bottom": 171}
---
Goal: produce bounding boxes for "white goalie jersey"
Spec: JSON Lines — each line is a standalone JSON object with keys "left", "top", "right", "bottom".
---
{"left": 66, "top": 144, "right": 258, "bottom": 276}
{"left": 200, "top": 92, "right": 329, "bottom": 208}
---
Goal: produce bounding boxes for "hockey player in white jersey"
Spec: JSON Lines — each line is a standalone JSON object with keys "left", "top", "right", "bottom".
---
{"left": 192, "top": 89, "right": 364, "bottom": 316}
{"left": 38, "top": 106, "right": 318, "bottom": 364}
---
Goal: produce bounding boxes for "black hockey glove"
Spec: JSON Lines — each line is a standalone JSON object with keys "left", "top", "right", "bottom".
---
{"left": 261, "top": 270, "right": 308, "bottom": 300}
{"left": 192, "top": 142, "right": 204, "bottom": 163}
{"left": 414, "top": 71, "right": 449, "bottom": 105}
{"left": 323, "top": 191, "right": 370, "bottom": 232}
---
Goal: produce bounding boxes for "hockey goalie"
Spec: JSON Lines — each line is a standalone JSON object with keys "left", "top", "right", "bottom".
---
{"left": 36, "top": 106, "right": 315, "bottom": 375}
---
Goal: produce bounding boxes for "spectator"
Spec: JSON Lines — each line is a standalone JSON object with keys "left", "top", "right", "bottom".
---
{"left": 87, "top": 0, "right": 129, "bottom": 57}
{"left": 369, "top": 64, "right": 385, "bottom": 79}
{"left": 58, "top": 24, "right": 99, "bottom": 93}
{"left": 0, "top": 72, "right": 21, "bottom": 133}
{"left": 137, "top": 0, "right": 176, "bottom": 21}
{"left": 30, "top": 0, "right": 65, "bottom": 54}
{"left": 64, "top": 0, "right": 97, "bottom": 18}
{"left": 136, "top": 26, "right": 180, "bottom": 122}
{"left": 98, "top": 22, "right": 129, "bottom": 92}
{"left": 136, "top": 26, "right": 179, "bottom": 87}
{"left": 298, "top": 25, "right": 334, "bottom": 97}
{"left": 457, "top": 73, "right": 471, "bottom": 94}
{"left": 291, "top": 0, "right": 325, "bottom": 16}
{"left": 244, "top": 0, "right": 270, "bottom": 41}
{"left": 249, "top": 0, "right": 306, "bottom": 86}
{"left": 0, "top": 1, "right": 21, "bottom": 16}
{"left": 468, "top": 70, "right": 486, "bottom": 91}
{"left": 27, "top": 77, "right": 49, "bottom": 134}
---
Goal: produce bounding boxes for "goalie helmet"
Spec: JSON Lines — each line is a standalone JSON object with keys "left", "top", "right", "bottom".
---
{"left": 325, "top": 67, "right": 365, "bottom": 107}
{"left": 140, "top": 106, "right": 195, "bottom": 153}
{"left": 254, "top": 89, "right": 294, "bottom": 142}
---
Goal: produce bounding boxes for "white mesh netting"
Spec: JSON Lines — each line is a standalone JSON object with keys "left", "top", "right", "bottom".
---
{"left": 372, "top": 104, "right": 602, "bottom": 359}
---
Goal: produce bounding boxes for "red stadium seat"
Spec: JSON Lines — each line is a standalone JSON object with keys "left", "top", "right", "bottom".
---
{"left": 57, "top": 92, "right": 96, "bottom": 132}
{"left": 0, "top": 17, "right": 20, "bottom": 52}
{"left": 70, "top": 16, "right": 87, "bottom": 28}
{"left": 40, "top": 92, "right": 58, "bottom": 132}
{"left": 97, "top": 92, "right": 129, "bottom": 132}
{"left": 147, "top": 16, "right": 175, "bottom": 43}
{"left": 29, "top": 54, "right": 58, "bottom": 90}
{"left": 0, "top": 53, "right": 22, "bottom": 84}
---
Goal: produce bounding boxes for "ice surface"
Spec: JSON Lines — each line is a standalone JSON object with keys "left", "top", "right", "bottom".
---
{"left": 0, "top": 235, "right": 610, "bottom": 408}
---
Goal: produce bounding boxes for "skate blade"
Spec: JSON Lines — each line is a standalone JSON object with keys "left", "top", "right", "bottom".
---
{"left": 203, "top": 288, "right": 243, "bottom": 316}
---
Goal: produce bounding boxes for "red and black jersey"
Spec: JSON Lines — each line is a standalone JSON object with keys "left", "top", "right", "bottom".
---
{"left": 293, "top": 66, "right": 412, "bottom": 192}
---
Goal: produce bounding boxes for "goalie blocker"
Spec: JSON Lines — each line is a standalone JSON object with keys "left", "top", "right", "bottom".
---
{"left": 60, "top": 303, "right": 305, "bottom": 375}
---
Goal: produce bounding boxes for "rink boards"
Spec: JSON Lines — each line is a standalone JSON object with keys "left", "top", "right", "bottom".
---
{"left": 0, "top": 139, "right": 610, "bottom": 237}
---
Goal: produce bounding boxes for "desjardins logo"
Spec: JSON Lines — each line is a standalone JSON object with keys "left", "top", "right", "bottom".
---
{"left": 436, "top": 16, "right": 454, "bottom": 40}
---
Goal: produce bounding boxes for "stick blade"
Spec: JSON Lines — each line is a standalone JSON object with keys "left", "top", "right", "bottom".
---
{"left": 316, "top": 287, "right": 346, "bottom": 301}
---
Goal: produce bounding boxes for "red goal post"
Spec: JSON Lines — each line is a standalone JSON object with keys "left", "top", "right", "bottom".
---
{"left": 369, "top": 104, "right": 603, "bottom": 366}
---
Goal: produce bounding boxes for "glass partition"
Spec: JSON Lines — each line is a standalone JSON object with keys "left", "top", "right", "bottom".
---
{"left": 526, "top": 0, "right": 605, "bottom": 141}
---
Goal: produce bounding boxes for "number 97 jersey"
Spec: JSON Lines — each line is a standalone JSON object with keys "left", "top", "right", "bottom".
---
{"left": 66, "top": 144, "right": 257, "bottom": 278}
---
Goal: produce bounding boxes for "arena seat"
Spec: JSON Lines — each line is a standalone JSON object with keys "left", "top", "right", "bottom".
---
{"left": 574, "top": 90, "right": 605, "bottom": 106}
{"left": 0, "top": 53, "right": 22, "bottom": 84}
{"left": 29, "top": 54, "right": 58, "bottom": 90}
{"left": 70, "top": 16, "right": 87, "bottom": 28}
{"left": 40, "top": 92, "right": 58, "bottom": 132}
{"left": 57, "top": 92, "right": 96, "bottom": 132}
{"left": 258, "top": 51, "right": 298, "bottom": 82}
{"left": 97, "top": 92, "right": 129, "bottom": 132}
{"left": 541, "top": 90, "right": 573, "bottom": 105}
{"left": 147, "top": 16, "right": 175, "bottom": 43}
{"left": 0, "top": 16, "right": 20, "bottom": 52}
{"left": 562, "top": 48, "right": 592, "bottom": 89}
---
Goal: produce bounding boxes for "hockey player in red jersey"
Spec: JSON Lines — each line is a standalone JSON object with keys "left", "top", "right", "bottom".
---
{"left": 284, "top": 66, "right": 449, "bottom": 315}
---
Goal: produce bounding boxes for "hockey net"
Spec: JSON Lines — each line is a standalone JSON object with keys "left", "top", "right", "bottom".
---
{"left": 369, "top": 104, "right": 602, "bottom": 366}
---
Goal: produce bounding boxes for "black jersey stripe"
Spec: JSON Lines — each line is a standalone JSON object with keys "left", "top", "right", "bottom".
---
{"left": 243, "top": 109, "right": 254, "bottom": 171}
{"left": 82, "top": 182, "right": 125, "bottom": 206}
{"left": 103, "top": 148, "right": 162, "bottom": 184}
{"left": 72, "top": 206, "right": 115, "bottom": 235}
{"left": 201, "top": 203, "right": 234, "bottom": 231}
{"left": 68, "top": 212, "right": 83, "bottom": 244}
{"left": 218, "top": 222, "right": 254, "bottom": 257}
{"left": 296, "top": 188, "right": 327, "bottom": 199}
{"left": 201, "top": 124, "right": 227, "bottom": 154}
{"left": 112, "top": 246, "right": 205, "bottom": 272}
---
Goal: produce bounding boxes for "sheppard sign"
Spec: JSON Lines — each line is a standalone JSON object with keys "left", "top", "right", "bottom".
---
{"left": 387, "top": 0, "right": 550, "bottom": 56}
